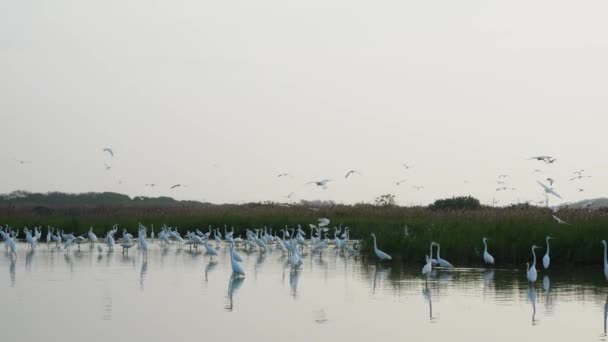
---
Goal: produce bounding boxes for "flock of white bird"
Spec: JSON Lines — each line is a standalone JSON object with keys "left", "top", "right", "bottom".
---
{"left": 369, "top": 231, "right": 608, "bottom": 285}
{"left": 0, "top": 218, "right": 366, "bottom": 279}
{"left": 5, "top": 216, "right": 608, "bottom": 285}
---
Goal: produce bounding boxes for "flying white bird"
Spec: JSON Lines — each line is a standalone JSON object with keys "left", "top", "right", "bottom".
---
{"left": 102, "top": 148, "right": 114, "bottom": 157}
{"left": 529, "top": 156, "right": 556, "bottom": 164}
{"left": 104, "top": 163, "right": 111, "bottom": 171}
{"left": 570, "top": 174, "right": 591, "bottom": 181}
{"left": 286, "top": 192, "right": 295, "bottom": 199}
{"left": 402, "top": 163, "right": 411, "bottom": 170}
{"left": 395, "top": 179, "right": 407, "bottom": 186}
{"left": 318, "top": 218, "right": 330, "bottom": 227}
{"left": 345, "top": 170, "right": 361, "bottom": 179}
{"left": 546, "top": 178, "right": 555, "bottom": 186}
{"left": 413, "top": 185, "right": 424, "bottom": 190}
{"left": 170, "top": 184, "right": 184, "bottom": 189}
{"left": 552, "top": 215, "right": 569, "bottom": 225}
{"left": 306, "top": 179, "right": 332, "bottom": 190}
{"left": 145, "top": 183, "right": 156, "bottom": 187}
{"left": 14, "top": 158, "right": 31, "bottom": 165}
{"left": 498, "top": 174, "right": 509, "bottom": 179}
{"left": 277, "top": 173, "right": 290, "bottom": 178}
{"left": 536, "top": 181, "right": 562, "bottom": 199}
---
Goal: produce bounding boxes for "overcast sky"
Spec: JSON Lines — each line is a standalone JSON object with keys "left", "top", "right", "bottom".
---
{"left": 1, "top": 0, "right": 607, "bottom": 205}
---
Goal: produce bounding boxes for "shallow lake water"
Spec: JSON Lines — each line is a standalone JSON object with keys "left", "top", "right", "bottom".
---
{"left": 1, "top": 242, "right": 608, "bottom": 341}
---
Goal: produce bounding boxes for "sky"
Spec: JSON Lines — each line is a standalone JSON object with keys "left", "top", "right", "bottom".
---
{"left": 1, "top": 0, "right": 607, "bottom": 205}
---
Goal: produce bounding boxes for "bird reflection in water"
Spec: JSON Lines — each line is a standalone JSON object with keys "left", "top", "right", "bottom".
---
{"left": 290, "top": 269, "right": 300, "bottom": 298}
{"left": 9, "top": 256, "right": 16, "bottom": 287}
{"left": 422, "top": 285, "right": 437, "bottom": 323}
{"left": 25, "top": 250, "right": 34, "bottom": 271}
{"left": 527, "top": 286, "right": 538, "bottom": 325}
{"left": 205, "top": 260, "right": 217, "bottom": 283}
{"left": 604, "top": 296, "right": 608, "bottom": 337}
{"left": 225, "top": 274, "right": 245, "bottom": 312}
{"left": 139, "top": 259, "right": 148, "bottom": 291}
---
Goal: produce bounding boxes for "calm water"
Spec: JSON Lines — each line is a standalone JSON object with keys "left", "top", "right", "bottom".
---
{"left": 1, "top": 242, "right": 608, "bottom": 341}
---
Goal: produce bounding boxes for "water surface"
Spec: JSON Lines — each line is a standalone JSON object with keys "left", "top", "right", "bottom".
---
{"left": 1, "top": 243, "right": 607, "bottom": 341}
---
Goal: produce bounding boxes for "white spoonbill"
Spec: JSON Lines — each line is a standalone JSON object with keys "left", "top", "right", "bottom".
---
{"left": 542, "top": 236, "right": 554, "bottom": 269}
{"left": 482, "top": 237, "right": 495, "bottom": 265}
{"left": 527, "top": 245, "right": 542, "bottom": 283}
{"left": 370, "top": 233, "right": 392, "bottom": 261}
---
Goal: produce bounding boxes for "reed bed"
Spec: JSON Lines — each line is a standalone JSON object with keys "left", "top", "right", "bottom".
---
{"left": 2, "top": 204, "right": 608, "bottom": 267}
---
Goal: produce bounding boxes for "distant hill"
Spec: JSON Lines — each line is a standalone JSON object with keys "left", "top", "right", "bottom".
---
{"left": 0, "top": 190, "right": 206, "bottom": 208}
{"left": 564, "top": 198, "right": 608, "bottom": 209}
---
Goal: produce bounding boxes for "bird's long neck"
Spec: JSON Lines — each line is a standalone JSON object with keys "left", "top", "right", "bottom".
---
{"left": 531, "top": 248, "right": 537, "bottom": 267}
{"left": 430, "top": 244, "right": 434, "bottom": 258}
{"left": 483, "top": 240, "right": 488, "bottom": 253}
{"left": 436, "top": 244, "right": 441, "bottom": 259}
{"left": 604, "top": 243, "right": 608, "bottom": 268}
{"left": 372, "top": 236, "right": 378, "bottom": 251}
{"left": 546, "top": 238, "right": 550, "bottom": 255}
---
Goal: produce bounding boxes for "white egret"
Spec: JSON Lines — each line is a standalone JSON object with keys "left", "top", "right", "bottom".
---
{"left": 46, "top": 227, "right": 53, "bottom": 245}
{"left": 345, "top": 170, "right": 361, "bottom": 179}
{"left": 422, "top": 255, "right": 433, "bottom": 277}
{"left": 602, "top": 240, "right": 608, "bottom": 280}
{"left": 204, "top": 241, "right": 218, "bottom": 256}
{"left": 552, "top": 215, "right": 569, "bottom": 225}
{"left": 527, "top": 245, "right": 542, "bottom": 283}
{"left": 306, "top": 179, "right": 332, "bottom": 190}
{"left": 433, "top": 242, "right": 453, "bottom": 268}
{"left": 428, "top": 242, "right": 438, "bottom": 266}
{"left": 229, "top": 242, "right": 245, "bottom": 277}
{"left": 102, "top": 147, "right": 114, "bottom": 157}
{"left": 542, "top": 236, "right": 554, "bottom": 269}
{"left": 88, "top": 228, "right": 98, "bottom": 243}
{"left": 537, "top": 180, "right": 562, "bottom": 199}
{"left": 482, "top": 237, "right": 495, "bottom": 265}
{"left": 370, "top": 233, "right": 392, "bottom": 261}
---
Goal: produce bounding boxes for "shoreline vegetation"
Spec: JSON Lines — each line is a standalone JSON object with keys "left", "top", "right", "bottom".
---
{"left": 2, "top": 191, "right": 608, "bottom": 267}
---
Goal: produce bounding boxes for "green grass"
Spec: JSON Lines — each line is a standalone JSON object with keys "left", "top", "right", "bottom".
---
{"left": 2, "top": 204, "right": 608, "bottom": 267}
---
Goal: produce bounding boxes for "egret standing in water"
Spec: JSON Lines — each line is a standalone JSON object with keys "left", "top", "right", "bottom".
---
{"left": 527, "top": 245, "right": 542, "bottom": 284}
{"left": 432, "top": 242, "right": 453, "bottom": 268}
{"left": 229, "top": 242, "right": 245, "bottom": 277}
{"left": 542, "top": 236, "right": 554, "bottom": 269}
{"left": 482, "top": 237, "right": 494, "bottom": 265}
{"left": 428, "top": 242, "right": 438, "bottom": 266}
{"left": 602, "top": 240, "right": 608, "bottom": 280}
{"left": 370, "top": 233, "right": 392, "bottom": 261}
{"left": 422, "top": 255, "right": 433, "bottom": 278}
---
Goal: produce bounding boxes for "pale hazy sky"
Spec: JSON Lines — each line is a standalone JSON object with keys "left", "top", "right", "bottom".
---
{"left": 1, "top": 0, "right": 607, "bottom": 205}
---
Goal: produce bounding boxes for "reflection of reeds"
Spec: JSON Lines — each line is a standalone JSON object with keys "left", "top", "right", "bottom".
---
{"left": 4, "top": 204, "right": 608, "bottom": 265}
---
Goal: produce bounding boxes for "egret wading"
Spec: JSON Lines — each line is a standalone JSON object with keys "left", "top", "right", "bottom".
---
{"left": 527, "top": 245, "right": 542, "bottom": 284}
{"left": 542, "top": 236, "right": 554, "bottom": 269}
{"left": 482, "top": 237, "right": 494, "bottom": 265}
{"left": 370, "top": 233, "right": 391, "bottom": 261}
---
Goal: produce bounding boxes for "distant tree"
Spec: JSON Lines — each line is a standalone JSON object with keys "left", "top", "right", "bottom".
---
{"left": 374, "top": 194, "right": 396, "bottom": 207}
{"left": 429, "top": 196, "right": 481, "bottom": 210}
